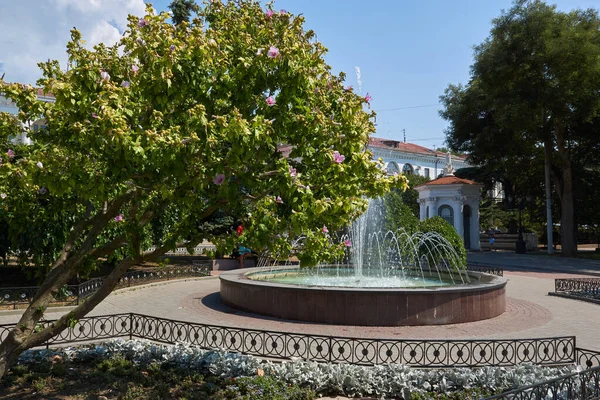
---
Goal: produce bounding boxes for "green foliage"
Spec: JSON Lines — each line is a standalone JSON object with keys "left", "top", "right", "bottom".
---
{"left": 0, "top": 0, "right": 403, "bottom": 280}
{"left": 217, "top": 375, "right": 316, "bottom": 400}
{"left": 168, "top": 0, "right": 200, "bottom": 26}
{"left": 419, "top": 217, "right": 466, "bottom": 266}
{"left": 383, "top": 190, "right": 419, "bottom": 234}
{"left": 402, "top": 174, "right": 429, "bottom": 217}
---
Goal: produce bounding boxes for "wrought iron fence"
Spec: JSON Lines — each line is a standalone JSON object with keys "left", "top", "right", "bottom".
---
{"left": 2, "top": 313, "right": 599, "bottom": 370}
{"left": 466, "top": 264, "right": 504, "bottom": 276}
{"left": 115, "top": 264, "right": 211, "bottom": 289}
{"left": 483, "top": 364, "right": 600, "bottom": 399}
{"left": 552, "top": 278, "right": 600, "bottom": 305}
{"left": 0, "top": 264, "right": 211, "bottom": 310}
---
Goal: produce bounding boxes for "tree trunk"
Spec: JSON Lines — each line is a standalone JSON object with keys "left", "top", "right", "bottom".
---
{"left": 0, "top": 330, "right": 28, "bottom": 380}
{"left": 556, "top": 121, "right": 577, "bottom": 257}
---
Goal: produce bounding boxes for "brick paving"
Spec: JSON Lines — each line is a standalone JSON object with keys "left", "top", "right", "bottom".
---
{"left": 1, "top": 269, "right": 599, "bottom": 351}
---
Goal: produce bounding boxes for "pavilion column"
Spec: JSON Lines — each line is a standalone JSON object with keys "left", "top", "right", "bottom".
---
{"left": 453, "top": 199, "right": 463, "bottom": 240}
{"left": 428, "top": 197, "right": 438, "bottom": 220}
{"left": 471, "top": 199, "right": 481, "bottom": 250}
{"left": 418, "top": 199, "right": 427, "bottom": 221}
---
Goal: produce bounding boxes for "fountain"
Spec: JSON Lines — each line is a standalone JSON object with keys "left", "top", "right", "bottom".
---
{"left": 220, "top": 199, "right": 506, "bottom": 326}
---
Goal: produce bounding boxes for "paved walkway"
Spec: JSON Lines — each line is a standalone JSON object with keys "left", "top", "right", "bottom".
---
{"left": 1, "top": 253, "right": 599, "bottom": 351}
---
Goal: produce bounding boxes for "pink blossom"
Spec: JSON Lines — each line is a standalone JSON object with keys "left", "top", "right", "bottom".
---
{"left": 344, "top": 239, "right": 352, "bottom": 247}
{"left": 364, "top": 93, "right": 372, "bottom": 104}
{"left": 256, "top": 48, "right": 263, "bottom": 56}
{"left": 121, "top": 81, "right": 130, "bottom": 88}
{"left": 333, "top": 151, "right": 345, "bottom": 164}
{"left": 138, "top": 18, "right": 148, "bottom": 28}
{"left": 208, "top": 39, "right": 217, "bottom": 46}
{"left": 344, "top": 85, "right": 353, "bottom": 91}
{"left": 267, "top": 46, "right": 279, "bottom": 58}
{"left": 100, "top": 71, "right": 110, "bottom": 81}
{"left": 7, "top": 149, "right": 15, "bottom": 159}
{"left": 114, "top": 214, "right": 124, "bottom": 222}
{"left": 289, "top": 166, "right": 297, "bottom": 177}
{"left": 131, "top": 65, "right": 139, "bottom": 74}
{"left": 36, "top": 161, "right": 44, "bottom": 169}
{"left": 0, "top": 193, "right": 6, "bottom": 199}
{"left": 322, "top": 225, "right": 329, "bottom": 233}
{"left": 280, "top": 9, "right": 287, "bottom": 14}
{"left": 91, "top": 112, "right": 99, "bottom": 119}
{"left": 213, "top": 173, "right": 225, "bottom": 185}
{"left": 266, "top": 96, "right": 276, "bottom": 106}
{"left": 266, "top": 10, "right": 274, "bottom": 17}
{"left": 275, "top": 196, "right": 284, "bottom": 204}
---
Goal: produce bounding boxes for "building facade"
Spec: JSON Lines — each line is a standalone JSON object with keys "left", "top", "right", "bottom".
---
{"left": 367, "top": 137, "right": 470, "bottom": 179}
{"left": 1, "top": 89, "right": 54, "bottom": 144}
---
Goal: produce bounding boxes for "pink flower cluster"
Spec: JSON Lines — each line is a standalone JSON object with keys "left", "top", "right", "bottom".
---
{"left": 213, "top": 173, "right": 225, "bottom": 185}
{"left": 267, "top": 46, "right": 279, "bottom": 58}
{"left": 333, "top": 151, "right": 345, "bottom": 164}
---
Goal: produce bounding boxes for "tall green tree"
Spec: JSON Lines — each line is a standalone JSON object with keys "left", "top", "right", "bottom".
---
{"left": 0, "top": 1, "right": 401, "bottom": 379}
{"left": 168, "top": 0, "right": 199, "bottom": 26}
{"left": 440, "top": 0, "right": 600, "bottom": 256}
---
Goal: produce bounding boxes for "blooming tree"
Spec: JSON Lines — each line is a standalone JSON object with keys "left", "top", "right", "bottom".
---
{"left": 0, "top": 1, "right": 403, "bottom": 378}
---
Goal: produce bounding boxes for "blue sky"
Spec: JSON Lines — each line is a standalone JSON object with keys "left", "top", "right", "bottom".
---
{"left": 149, "top": 0, "right": 600, "bottom": 150}
{"left": 1, "top": 0, "right": 596, "bottom": 150}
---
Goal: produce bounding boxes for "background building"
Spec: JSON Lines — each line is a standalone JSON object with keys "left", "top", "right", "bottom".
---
{"left": 368, "top": 137, "right": 470, "bottom": 178}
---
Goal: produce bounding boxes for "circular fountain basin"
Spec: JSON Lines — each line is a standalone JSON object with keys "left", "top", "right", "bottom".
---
{"left": 219, "top": 266, "right": 507, "bottom": 326}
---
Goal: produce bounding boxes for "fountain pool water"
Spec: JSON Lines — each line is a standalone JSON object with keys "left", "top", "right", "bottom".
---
{"left": 220, "top": 198, "right": 507, "bottom": 326}
{"left": 249, "top": 267, "right": 453, "bottom": 288}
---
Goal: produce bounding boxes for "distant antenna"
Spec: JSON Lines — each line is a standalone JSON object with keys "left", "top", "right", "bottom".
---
{"left": 403, "top": 129, "right": 406, "bottom": 143}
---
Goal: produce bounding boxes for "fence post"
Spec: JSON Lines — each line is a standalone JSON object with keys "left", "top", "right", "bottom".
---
{"left": 129, "top": 313, "right": 133, "bottom": 340}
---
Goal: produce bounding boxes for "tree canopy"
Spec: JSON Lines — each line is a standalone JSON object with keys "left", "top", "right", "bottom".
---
{"left": 440, "top": 0, "right": 600, "bottom": 256}
{"left": 0, "top": 0, "right": 402, "bottom": 378}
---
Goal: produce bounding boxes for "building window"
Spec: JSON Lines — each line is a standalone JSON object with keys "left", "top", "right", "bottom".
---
{"left": 387, "top": 162, "right": 400, "bottom": 175}
{"left": 424, "top": 168, "right": 430, "bottom": 178}
{"left": 402, "top": 163, "right": 414, "bottom": 175}
{"left": 438, "top": 205, "right": 454, "bottom": 226}
{"left": 426, "top": 205, "right": 429, "bottom": 218}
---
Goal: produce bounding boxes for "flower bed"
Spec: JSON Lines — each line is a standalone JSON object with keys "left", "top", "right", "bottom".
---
{"left": 7, "top": 339, "right": 580, "bottom": 399}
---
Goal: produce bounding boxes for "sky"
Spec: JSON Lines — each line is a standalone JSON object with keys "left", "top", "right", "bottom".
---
{"left": 1, "top": 0, "right": 598, "bottom": 150}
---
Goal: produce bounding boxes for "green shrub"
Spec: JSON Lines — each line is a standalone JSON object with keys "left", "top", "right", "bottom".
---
{"left": 383, "top": 190, "right": 420, "bottom": 234}
{"left": 419, "top": 216, "right": 467, "bottom": 267}
{"left": 215, "top": 375, "right": 316, "bottom": 400}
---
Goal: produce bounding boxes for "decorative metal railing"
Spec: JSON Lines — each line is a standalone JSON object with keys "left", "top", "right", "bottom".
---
{"left": 2, "top": 313, "right": 598, "bottom": 370}
{"left": 483, "top": 365, "right": 600, "bottom": 399}
{"left": 0, "top": 264, "right": 211, "bottom": 309}
{"left": 553, "top": 278, "right": 600, "bottom": 304}
{"left": 466, "top": 264, "right": 504, "bottom": 276}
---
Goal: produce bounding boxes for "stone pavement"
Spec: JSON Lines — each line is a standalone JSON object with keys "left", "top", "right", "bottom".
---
{"left": 1, "top": 253, "right": 599, "bottom": 351}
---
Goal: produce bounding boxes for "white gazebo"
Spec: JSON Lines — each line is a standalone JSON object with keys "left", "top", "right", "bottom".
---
{"left": 415, "top": 153, "right": 483, "bottom": 251}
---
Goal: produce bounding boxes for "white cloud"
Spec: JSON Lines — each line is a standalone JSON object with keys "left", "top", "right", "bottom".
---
{"left": 0, "top": 0, "right": 145, "bottom": 85}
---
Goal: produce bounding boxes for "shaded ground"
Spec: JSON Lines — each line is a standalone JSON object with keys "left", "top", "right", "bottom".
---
{"left": 0, "top": 354, "right": 316, "bottom": 400}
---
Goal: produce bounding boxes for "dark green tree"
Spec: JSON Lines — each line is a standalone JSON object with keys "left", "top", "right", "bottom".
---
{"left": 168, "top": 0, "right": 200, "bottom": 26}
{"left": 440, "top": 0, "right": 600, "bottom": 257}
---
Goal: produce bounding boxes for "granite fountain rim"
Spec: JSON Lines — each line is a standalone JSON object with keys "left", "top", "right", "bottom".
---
{"left": 219, "top": 265, "right": 507, "bottom": 294}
